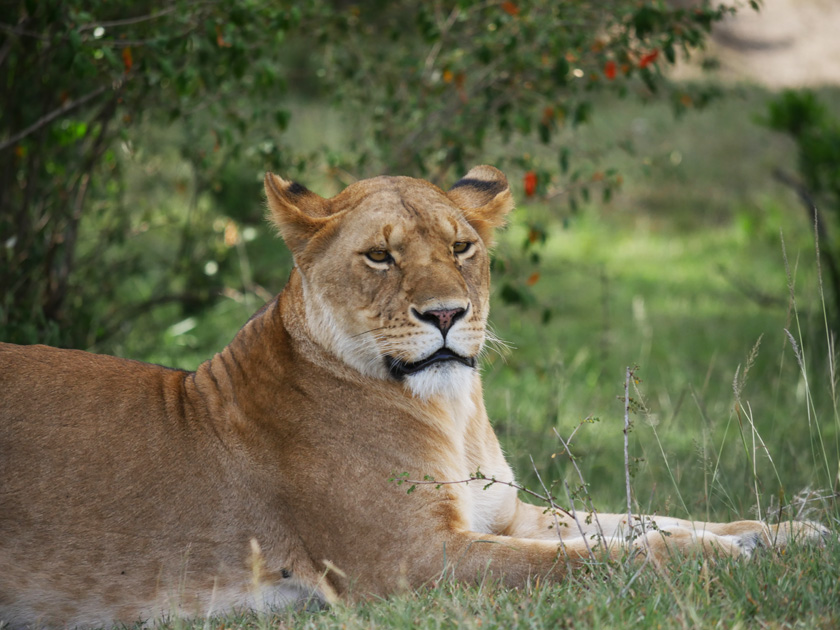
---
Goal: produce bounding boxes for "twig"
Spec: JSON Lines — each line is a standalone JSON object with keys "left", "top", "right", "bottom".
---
{"left": 716, "top": 265, "right": 785, "bottom": 308}
{"left": 562, "top": 480, "right": 596, "bottom": 561}
{"left": 0, "top": 29, "right": 14, "bottom": 69}
{"left": 527, "top": 455, "right": 574, "bottom": 544}
{"left": 552, "top": 427, "right": 607, "bottom": 543}
{"left": 87, "top": 292, "right": 214, "bottom": 349}
{"left": 624, "top": 366, "right": 635, "bottom": 538}
{"left": 393, "top": 473, "right": 573, "bottom": 519}
{"left": 43, "top": 95, "right": 118, "bottom": 321}
{"left": 526, "top": 455, "right": 575, "bottom": 571}
{"left": 422, "top": 4, "right": 461, "bottom": 79}
{"left": 0, "top": 21, "right": 48, "bottom": 40}
{"left": 0, "top": 85, "right": 109, "bottom": 152}
{"left": 77, "top": 6, "right": 182, "bottom": 31}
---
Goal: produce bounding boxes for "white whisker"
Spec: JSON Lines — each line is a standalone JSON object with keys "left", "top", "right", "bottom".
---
{"left": 481, "top": 324, "right": 514, "bottom": 363}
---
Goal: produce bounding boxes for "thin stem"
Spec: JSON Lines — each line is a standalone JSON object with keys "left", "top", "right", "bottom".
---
{"left": 552, "top": 427, "right": 607, "bottom": 543}
{"left": 396, "top": 474, "right": 573, "bottom": 519}
{"left": 624, "top": 366, "right": 635, "bottom": 537}
{"left": 77, "top": 6, "right": 181, "bottom": 31}
{"left": 0, "top": 85, "right": 108, "bottom": 152}
{"left": 562, "top": 480, "right": 596, "bottom": 561}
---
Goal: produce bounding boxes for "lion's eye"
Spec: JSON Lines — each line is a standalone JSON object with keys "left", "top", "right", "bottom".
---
{"left": 366, "top": 250, "right": 393, "bottom": 264}
{"left": 453, "top": 241, "right": 472, "bottom": 255}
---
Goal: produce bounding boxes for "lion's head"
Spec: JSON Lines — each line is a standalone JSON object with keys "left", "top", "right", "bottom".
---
{"left": 264, "top": 165, "right": 513, "bottom": 400}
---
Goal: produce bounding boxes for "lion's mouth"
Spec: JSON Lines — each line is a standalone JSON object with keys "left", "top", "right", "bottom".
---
{"left": 385, "top": 348, "right": 476, "bottom": 380}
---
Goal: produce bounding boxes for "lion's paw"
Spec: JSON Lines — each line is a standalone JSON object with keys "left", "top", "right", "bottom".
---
{"left": 763, "top": 520, "right": 832, "bottom": 547}
{"left": 721, "top": 519, "right": 831, "bottom": 555}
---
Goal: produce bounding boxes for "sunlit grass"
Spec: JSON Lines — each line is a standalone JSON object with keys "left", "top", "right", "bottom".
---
{"left": 484, "top": 203, "right": 836, "bottom": 516}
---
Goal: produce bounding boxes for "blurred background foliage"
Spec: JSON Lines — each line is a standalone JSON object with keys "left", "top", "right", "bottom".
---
{"left": 1, "top": 0, "right": 734, "bottom": 348}
{"left": 2, "top": 0, "right": 839, "bottom": 516}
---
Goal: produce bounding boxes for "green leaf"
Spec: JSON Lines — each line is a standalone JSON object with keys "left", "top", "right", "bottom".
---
{"left": 274, "top": 109, "right": 291, "bottom": 131}
{"left": 69, "top": 30, "right": 82, "bottom": 51}
{"left": 573, "top": 102, "right": 591, "bottom": 126}
{"left": 559, "top": 147, "right": 570, "bottom": 173}
{"left": 553, "top": 58, "right": 570, "bottom": 85}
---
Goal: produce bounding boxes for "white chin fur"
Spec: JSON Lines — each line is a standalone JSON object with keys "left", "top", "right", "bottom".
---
{"left": 404, "top": 362, "right": 475, "bottom": 401}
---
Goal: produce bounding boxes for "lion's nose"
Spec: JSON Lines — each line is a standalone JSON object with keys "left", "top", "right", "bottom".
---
{"left": 413, "top": 307, "right": 467, "bottom": 336}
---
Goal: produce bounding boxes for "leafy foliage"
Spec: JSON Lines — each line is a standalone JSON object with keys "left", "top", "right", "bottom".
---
{"left": 313, "top": 1, "right": 733, "bottom": 184}
{"left": 1, "top": 0, "right": 737, "bottom": 347}
{"left": 0, "top": 0, "right": 305, "bottom": 346}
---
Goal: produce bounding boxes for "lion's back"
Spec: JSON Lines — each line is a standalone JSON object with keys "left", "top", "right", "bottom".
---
{"left": 0, "top": 342, "right": 219, "bottom": 501}
{"left": 0, "top": 342, "right": 200, "bottom": 523}
{"left": 0, "top": 343, "right": 266, "bottom": 626}
{"left": 1, "top": 343, "right": 184, "bottom": 459}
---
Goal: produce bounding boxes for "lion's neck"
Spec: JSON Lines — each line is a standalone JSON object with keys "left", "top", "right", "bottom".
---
{"left": 421, "top": 373, "right": 481, "bottom": 437}
{"left": 277, "top": 270, "right": 378, "bottom": 386}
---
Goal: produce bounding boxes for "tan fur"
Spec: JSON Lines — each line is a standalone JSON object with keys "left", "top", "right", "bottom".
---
{"left": 0, "top": 166, "right": 827, "bottom": 628}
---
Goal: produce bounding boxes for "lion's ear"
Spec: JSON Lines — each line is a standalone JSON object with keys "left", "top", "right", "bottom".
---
{"left": 264, "top": 173, "right": 331, "bottom": 256}
{"left": 446, "top": 165, "right": 513, "bottom": 247}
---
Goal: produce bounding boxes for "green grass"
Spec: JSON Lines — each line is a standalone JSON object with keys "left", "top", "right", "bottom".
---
{"left": 144, "top": 541, "right": 840, "bottom": 630}
{"left": 485, "top": 209, "right": 838, "bottom": 516}
{"left": 475, "top": 86, "right": 840, "bottom": 522}
{"left": 93, "top": 85, "right": 840, "bottom": 628}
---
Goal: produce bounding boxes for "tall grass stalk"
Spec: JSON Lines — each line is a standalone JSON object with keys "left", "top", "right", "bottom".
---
{"left": 781, "top": 229, "right": 836, "bottom": 491}
{"left": 623, "top": 366, "right": 634, "bottom": 536}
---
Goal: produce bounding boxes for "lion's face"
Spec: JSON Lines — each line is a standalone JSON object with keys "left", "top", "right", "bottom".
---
{"left": 265, "top": 166, "right": 513, "bottom": 400}
{"left": 298, "top": 181, "right": 492, "bottom": 400}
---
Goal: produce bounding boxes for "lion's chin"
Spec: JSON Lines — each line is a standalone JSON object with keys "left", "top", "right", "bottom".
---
{"left": 401, "top": 360, "right": 477, "bottom": 402}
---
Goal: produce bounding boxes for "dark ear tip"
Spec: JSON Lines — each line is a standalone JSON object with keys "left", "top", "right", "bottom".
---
{"left": 265, "top": 174, "right": 313, "bottom": 203}
{"left": 450, "top": 178, "right": 507, "bottom": 198}
{"left": 286, "top": 181, "right": 310, "bottom": 197}
{"left": 450, "top": 165, "right": 509, "bottom": 196}
{"left": 264, "top": 173, "right": 311, "bottom": 199}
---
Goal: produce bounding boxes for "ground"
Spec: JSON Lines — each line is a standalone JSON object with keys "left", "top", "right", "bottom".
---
{"left": 679, "top": 0, "right": 840, "bottom": 88}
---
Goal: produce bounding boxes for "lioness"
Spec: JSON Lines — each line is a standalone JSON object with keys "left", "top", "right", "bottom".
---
{"left": 0, "top": 166, "right": 826, "bottom": 628}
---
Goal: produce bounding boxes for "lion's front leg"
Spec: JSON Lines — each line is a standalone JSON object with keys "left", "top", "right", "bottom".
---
{"left": 623, "top": 518, "right": 830, "bottom": 562}
{"left": 502, "top": 499, "right": 616, "bottom": 542}
{"left": 501, "top": 500, "right": 829, "bottom": 561}
{"left": 428, "top": 529, "right": 610, "bottom": 587}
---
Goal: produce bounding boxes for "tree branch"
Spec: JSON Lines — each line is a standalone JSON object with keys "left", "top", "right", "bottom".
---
{"left": 89, "top": 292, "right": 216, "bottom": 348}
{"left": 0, "top": 30, "right": 14, "bottom": 69}
{"left": 77, "top": 6, "right": 181, "bottom": 31}
{"left": 0, "top": 22, "right": 48, "bottom": 40}
{"left": 773, "top": 168, "right": 840, "bottom": 325}
{"left": 43, "top": 96, "right": 118, "bottom": 321}
{"left": 0, "top": 85, "right": 109, "bottom": 152}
